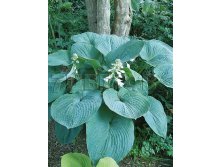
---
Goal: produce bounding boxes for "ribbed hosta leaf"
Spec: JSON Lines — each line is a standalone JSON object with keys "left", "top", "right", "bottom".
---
{"left": 96, "top": 157, "right": 119, "bottom": 167}
{"left": 154, "top": 63, "right": 173, "bottom": 88}
{"left": 86, "top": 106, "right": 134, "bottom": 164}
{"left": 93, "top": 35, "right": 129, "bottom": 56}
{"left": 105, "top": 40, "right": 144, "bottom": 65}
{"left": 48, "top": 77, "right": 66, "bottom": 103}
{"left": 71, "top": 43, "right": 101, "bottom": 60}
{"left": 143, "top": 96, "right": 167, "bottom": 138}
{"left": 140, "top": 40, "right": 173, "bottom": 67}
{"left": 139, "top": 40, "right": 173, "bottom": 88}
{"left": 71, "top": 79, "right": 98, "bottom": 94}
{"left": 51, "top": 90, "right": 102, "bottom": 129}
{"left": 48, "top": 50, "right": 72, "bottom": 66}
{"left": 71, "top": 32, "right": 129, "bottom": 56}
{"left": 103, "top": 88, "right": 149, "bottom": 119}
{"left": 125, "top": 81, "right": 148, "bottom": 96}
{"left": 71, "top": 32, "right": 99, "bottom": 45}
{"left": 61, "top": 153, "right": 92, "bottom": 167}
{"left": 55, "top": 122, "right": 83, "bottom": 144}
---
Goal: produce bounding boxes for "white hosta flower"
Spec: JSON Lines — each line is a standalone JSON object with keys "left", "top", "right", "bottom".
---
{"left": 72, "top": 53, "right": 78, "bottom": 61}
{"left": 126, "top": 62, "right": 130, "bottom": 68}
{"left": 116, "top": 71, "right": 123, "bottom": 78}
{"left": 104, "top": 78, "right": 109, "bottom": 82}
{"left": 130, "top": 58, "right": 135, "bottom": 62}
{"left": 115, "top": 59, "right": 123, "bottom": 68}
{"left": 104, "top": 59, "right": 127, "bottom": 87}
{"left": 104, "top": 74, "right": 113, "bottom": 82}
{"left": 115, "top": 78, "right": 124, "bottom": 87}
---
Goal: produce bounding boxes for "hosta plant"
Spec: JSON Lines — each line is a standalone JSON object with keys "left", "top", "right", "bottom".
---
{"left": 48, "top": 32, "right": 173, "bottom": 165}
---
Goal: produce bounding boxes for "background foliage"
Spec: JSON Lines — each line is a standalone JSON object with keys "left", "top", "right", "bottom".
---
{"left": 48, "top": 0, "right": 173, "bottom": 52}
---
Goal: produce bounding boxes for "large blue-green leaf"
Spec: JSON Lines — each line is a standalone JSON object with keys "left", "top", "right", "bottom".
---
{"left": 143, "top": 96, "right": 167, "bottom": 138}
{"left": 125, "top": 80, "right": 148, "bottom": 96}
{"left": 51, "top": 90, "right": 102, "bottom": 129}
{"left": 86, "top": 106, "right": 134, "bottom": 164}
{"left": 139, "top": 40, "right": 173, "bottom": 88}
{"left": 48, "top": 50, "right": 72, "bottom": 66}
{"left": 48, "top": 77, "right": 66, "bottom": 103}
{"left": 105, "top": 40, "right": 144, "bottom": 65}
{"left": 154, "top": 63, "right": 173, "bottom": 88}
{"left": 71, "top": 43, "right": 101, "bottom": 60}
{"left": 71, "top": 79, "right": 98, "bottom": 94}
{"left": 96, "top": 157, "right": 119, "bottom": 167}
{"left": 61, "top": 153, "right": 92, "bottom": 167}
{"left": 93, "top": 34, "right": 129, "bottom": 56}
{"left": 71, "top": 32, "right": 129, "bottom": 56}
{"left": 71, "top": 43, "right": 102, "bottom": 68}
{"left": 55, "top": 122, "right": 83, "bottom": 144}
{"left": 139, "top": 40, "right": 172, "bottom": 67}
{"left": 103, "top": 88, "right": 149, "bottom": 119}
{"left": 71, "top": 32, "right": 99, "bottom": 45}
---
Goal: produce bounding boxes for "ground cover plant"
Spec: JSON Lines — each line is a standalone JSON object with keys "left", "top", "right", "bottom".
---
{"left": 48, "top": 32, "right": 173, "bottom": 166}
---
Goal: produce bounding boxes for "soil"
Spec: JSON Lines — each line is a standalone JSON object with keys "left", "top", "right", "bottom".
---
{"left": 48, "top": 121, "right": 172, "bottom": 167}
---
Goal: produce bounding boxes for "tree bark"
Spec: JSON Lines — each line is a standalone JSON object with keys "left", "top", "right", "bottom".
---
{"left": 113, "top": 0, "right": 133, "bottom": 36}
{"left": 85, "top": 0, "right": 97, "bottom": 32}
{"left": 97, "top": 0, "right": 111, "bottom": 34}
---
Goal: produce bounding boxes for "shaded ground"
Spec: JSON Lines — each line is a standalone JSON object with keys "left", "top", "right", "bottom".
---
{"left": 48, "top": 121, "right": 172, "bottom": 167}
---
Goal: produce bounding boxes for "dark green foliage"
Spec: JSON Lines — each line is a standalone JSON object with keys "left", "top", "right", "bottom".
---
{"left": 48, "top": 0, "right": 88, "bottom": 53}
{"left": 131, "top": 0, "right": 173, "bottom": 46}
{"left": 129, "top": 120, "right": 173, "bottom": 159}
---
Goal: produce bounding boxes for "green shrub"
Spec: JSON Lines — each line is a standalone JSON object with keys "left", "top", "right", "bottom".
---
{"left": 48, "top": 0, "right": 88, "bottom": 53}
{"left": 131, "top": 0, "right": 173, "bottom": 46}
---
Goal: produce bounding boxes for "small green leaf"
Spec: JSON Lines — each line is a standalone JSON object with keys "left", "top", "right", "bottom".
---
{"left": 51, "top": 90, "right": 102, "bottom": 129}
{"left": 96, "top": 157, "right": 119, "bottom": 167}
{"left": 61, "top": 153, "right": 92, "bottom": 167}
{"left": 124, "top": 67, "right": 144, "bottom": 81}
{"left": 86, "top": 105, "right": 134, "bottom": 164}
{"left": 143, "top": 96, "right": 167, "bottom": 138}
{"left": 48, "top": 50, "right": 72, "bottom": 66}
{"left": 103, "top": 88, "right": 149, "bottom": 119}
{"left": 55, "top": 122, "right": 83, "bottom": 144}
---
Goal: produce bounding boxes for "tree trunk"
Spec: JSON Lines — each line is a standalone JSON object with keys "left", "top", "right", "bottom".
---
{"left": 97, "top": 0, "right": 111, "bottom": 34}
{"left": 113, "top": 0, "right": 133, "bottom": 36}
{"left": 85, "top": 0, "right": 97, "bottom": 32}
